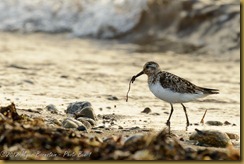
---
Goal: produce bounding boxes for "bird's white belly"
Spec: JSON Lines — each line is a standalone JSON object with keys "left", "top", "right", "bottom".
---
{"left": 149, "top": 82, "right": 205, "bottom": 103}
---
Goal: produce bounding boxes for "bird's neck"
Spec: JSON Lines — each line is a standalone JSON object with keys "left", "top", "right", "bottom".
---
{"left": 147, "top": 70, "right": 161, "bottom": 84}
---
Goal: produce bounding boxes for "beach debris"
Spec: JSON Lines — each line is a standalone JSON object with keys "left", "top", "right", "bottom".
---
{"left": 200, "top": 109, "right": 207, "bottom": 124}
{"left": 0, "top": 103, "right": 240, "bottom": 160}
{"left": 190, "top": 129, "right": 231, "bottom": 148}
{"left": 0, "top": 102, "right": 20, "bottom": 120}
{"left": 125, "top": 75, "right": 137, "bottom": 102}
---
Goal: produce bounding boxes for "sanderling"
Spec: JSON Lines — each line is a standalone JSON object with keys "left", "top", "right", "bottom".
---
{"left": 130, "top": 61, "right": 219, "bottom": 131}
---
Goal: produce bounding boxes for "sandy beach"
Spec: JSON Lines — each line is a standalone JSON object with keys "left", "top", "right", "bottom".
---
{"left": 0, "top": 31, "right": 240, "bottom": 159}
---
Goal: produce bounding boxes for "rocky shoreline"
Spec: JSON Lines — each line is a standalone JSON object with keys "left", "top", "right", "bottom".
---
{"left": 0, "top": 103, "right": 240, "bottom": 160}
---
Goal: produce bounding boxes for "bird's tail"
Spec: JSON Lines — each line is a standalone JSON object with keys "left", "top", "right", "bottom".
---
{"left": 200, "top": 87, "right": 219, "bottom": 94}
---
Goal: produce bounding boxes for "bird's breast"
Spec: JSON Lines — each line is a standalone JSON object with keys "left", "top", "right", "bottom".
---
{"left": 148, "top": 81, "right": 204, "bottom": 103}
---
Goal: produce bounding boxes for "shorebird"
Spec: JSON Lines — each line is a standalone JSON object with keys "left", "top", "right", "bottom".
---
{"left": 131, "top": 61, "right": 219, "bottom": 131}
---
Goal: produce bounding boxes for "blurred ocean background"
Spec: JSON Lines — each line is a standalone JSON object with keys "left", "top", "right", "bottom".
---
{"left": 0, "top": 0, "right": 240, "bottom": 55}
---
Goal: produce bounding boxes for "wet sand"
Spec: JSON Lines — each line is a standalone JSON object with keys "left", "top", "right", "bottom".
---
{"left": 0, "top": 32, "right": 240, "bottom": 154}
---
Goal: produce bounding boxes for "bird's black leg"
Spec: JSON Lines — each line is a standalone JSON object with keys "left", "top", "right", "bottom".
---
{"left": 181, "top": 103, "right": 190, "bottom": 130}
{"left": 166, "top": 103, "right": 174, "bottom": 132}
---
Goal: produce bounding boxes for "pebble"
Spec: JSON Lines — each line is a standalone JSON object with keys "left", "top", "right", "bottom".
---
{"left": 107, "top": 96, "right": 119, "bottom": 101}
{"left": 77, "top": 125, "right": 87, "bottom": 131}
{"left": 94, "top": 130, "right": 103, "bottom": 134}
{"left": 224, "top": 121, "right": 231, "bottom": 125}
{"left": 45, "top": 104, "right": 58, "bottom": 114}
{"left": 129, "top": 126, "right": 140, "bottom": 130}
{"left": 62, "top": 118, "right": 85, "bottom": 129}
{"left": 189, "top": 129, "right": 231, "bottom": 148}
{"left": 141, "top": 107, "right": 151, "bottom": 114}
{"left": 76, "top": 117, "right": 96, "bottom": 127}
{"left": 52, "top": 118, "right": 62, "bottom": 126}
{"left": 66, "top": 101, "right": 92, "bottom": 114}
{"left": 225, "top": 132, "right": 239, "bottom": 140}
{"left": 206, "top": 121, "right": 223, "bottom": 126}
{"left": 150, "top": 113, "right": 160, "bottom": 116}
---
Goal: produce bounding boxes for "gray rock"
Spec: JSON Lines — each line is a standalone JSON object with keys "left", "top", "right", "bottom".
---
{"left": 66, "top": 101, "right": 96, "bottom": 121}
{"left": 62, "top": 117, "right": 84, "bottom": 129}
{"left": 189, "top": 129, "right": 231, "bottom": 148}
{"left": 45, "top": 104, "right": 58, "bottom": 114}
{"left": 76, "top": 107, "right": 97, "bottom": 121}
{"left": 66, "top": 101, "right": 92, "bottom": 114}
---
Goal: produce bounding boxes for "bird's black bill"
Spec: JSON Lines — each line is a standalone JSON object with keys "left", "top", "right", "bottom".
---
{"left": 131, "top": 71, "right": 144, "bottom": 83}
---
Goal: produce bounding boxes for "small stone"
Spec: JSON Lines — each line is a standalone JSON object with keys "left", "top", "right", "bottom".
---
{"left": 141, "top": 107, "right": 151, "bottom": 114}
{"left": 75, "top": 107, "right": 97, "bottom": 121}
{"left": 129, "top": 126, "right": 140, "bottom": 130}
{"left": 224, "top": 121, "right": 231, "bottom": 125}
{"left": 62, "top": 118, "right": 84, "bottom": 129}
{"left": 77, "top": 125, "right": 87, "bottom": 131}
{"left": 94, "top": 130, "right": 103, "bottom": 134}
{"left": 45, "top": 104, "right": 58, "bottom": 114}
{"left": 66, "top": 101, "right": 92, "bottom": 114}
{"left": 226, "top": 132, "right": 239, "bottom": 140}
{"left": 36, "top": 108, "right": 43, "bottom": 111}
{"left": 206, "top": 121, "right": 223, "bottom": 126}
{"left": 106, "top": 106, "right": 111, "bottom": 109}
{"left": 190, "top": 129, "right": 231, "bottom": 148}
{"left": 76, "top": 117, "right": 96, "bottom": 127}
{"left": 98, "top": 125, "right": 105, "bottom": 128}
{"left": 151, "top": 113, "right": 160, "bottom": 116}
{"left": 77, "top": 119, "right": 91, "bottom": 129}
{"left": 179, "top": 137, "right": 184, "bottom": 141}
{"left": 107, "top": 96, "right": 119, "bottom": 101}
{"left": 194, "top": 123, "right": 199, "bottom": 126}
{"left": 164, "top": 112, "right": 169, "bottom": 114}
{"left": 52, "top": 118, "right": 62, "bottom": 126}
{"left": 118, "top": 126, "right": 123, "bottom": 129}
{"left": 232, "top": 123, "right": 236, "bottom": 126}
{"left": 60, "top": 75, "right": 69, "bottom": 78}
{"left": 62, "top": 119, "right": 79, "bottom": 129}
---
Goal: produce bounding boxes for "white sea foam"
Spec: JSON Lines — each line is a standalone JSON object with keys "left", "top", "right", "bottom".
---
{"left": 0, "top": 0, "right": 147, "bottom": 38}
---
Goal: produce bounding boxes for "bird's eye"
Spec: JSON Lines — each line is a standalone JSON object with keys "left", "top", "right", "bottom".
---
{"left": 146, "top": 65, "right": 150, "bottom": 69}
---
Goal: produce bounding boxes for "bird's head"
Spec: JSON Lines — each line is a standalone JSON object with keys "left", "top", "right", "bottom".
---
{"left": 131, "top": 61, "right": 160, "bottom": 83}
